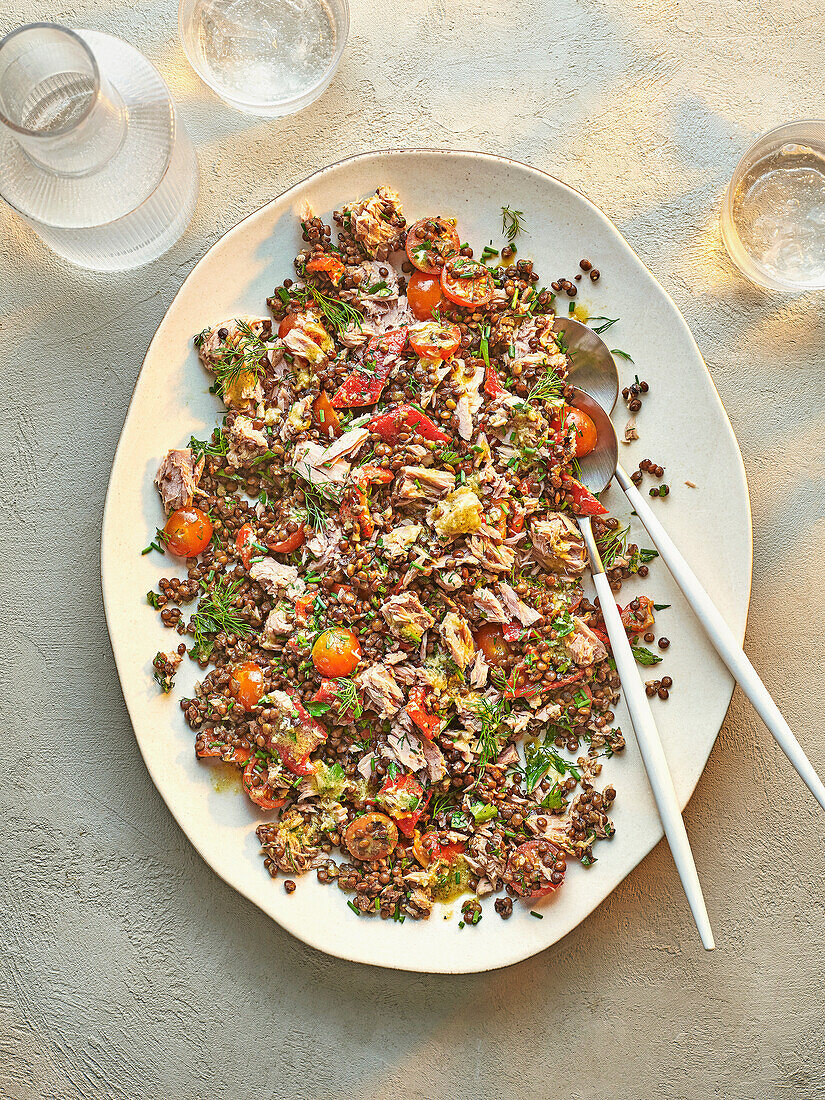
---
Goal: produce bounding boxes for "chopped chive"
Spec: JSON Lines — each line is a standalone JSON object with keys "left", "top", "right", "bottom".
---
{"left": 347, "top": 900, "right": 360, "bottom": 915}
{"left": 530, "top": 910, "right": 543, "bottom": 919}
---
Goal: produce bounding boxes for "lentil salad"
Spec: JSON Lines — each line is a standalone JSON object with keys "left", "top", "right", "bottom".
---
{"left": 146, "top": 186, "right": 662, "bottom": 924}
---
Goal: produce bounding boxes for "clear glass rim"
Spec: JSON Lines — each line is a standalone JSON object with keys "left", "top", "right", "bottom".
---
{"left": 0, "top": 22, "right": 101, "bottom": 138}
{"left": 721, "top": 118, "right": 825, "bottom": 292}
{"left": 177, "top": 0, "right": 350, "bottom": 112}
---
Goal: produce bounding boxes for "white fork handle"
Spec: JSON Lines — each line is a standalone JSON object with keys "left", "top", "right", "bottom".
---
{"left": 616, "top": 465, "right": 825, "bottom": 812}
{"left": 591, "top": 568, "right": 714, "bottom": 950}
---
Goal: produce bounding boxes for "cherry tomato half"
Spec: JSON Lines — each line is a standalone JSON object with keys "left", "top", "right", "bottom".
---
{"left": 440, "top": 257, "right": 494, "bottom": 309}
{"left": 552, "top": 405, "right": 598, "bottom": 458}
{"left": 312, "top": 391, "right": 343, "bottom": 438}
{"left": 408, "top": 320, "right": 461, "bottom": 360}
{"left": 473, "top": 623, "right": 512, "bottom": 667}
{"left": 305, "top": 253, "right": 345, "bottom": 285}
{"left": 505, "top": 839, "right": 567, "bottom": 898}
{"left": 242, "top": 757, "right": 287, "bottom": 810}
{"left": 405, "top": 217, "right": 460, "bottom": 274}
{"left": 344, "top": 812, "right": 398, "bottom": 861}
{"left": 266, "top": 524, "right": 306, "bottom": 554}
{"left": 407, "top": 270, "right": 444, "bottom": 321}
{"left": 163, "top": 507, "right": 213, "bottom": 558}
{"left": 620, "top": 595, "right": 656, "bottom": 635}
{"left": 229, "top": 661, "right": 265, "bottom": 712}
{"left": 311, "top": 627, "right": 362, "bottom": 677}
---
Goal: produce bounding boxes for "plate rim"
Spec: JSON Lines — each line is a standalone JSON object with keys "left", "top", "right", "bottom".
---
{"left": 102, "top": 148, "right": 753, "bottom": 972}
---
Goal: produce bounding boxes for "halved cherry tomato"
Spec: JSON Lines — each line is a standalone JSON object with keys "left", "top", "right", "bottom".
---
{"left": 312, "top": 391, "right": 343, "bottom": 438}
{"left": 473, "top": 623, "right": 512, "bottom": 667}
{"left": 505, "top": 839, "right": 567, "bottom": 898}
{"left": 242, "top": 756, "right": 288, "bottom": 810}
{"left": 566, "top": 477, "right": 609, "bottom": 517}
{"left": 344, "top": 812, "right": 398, "bottom": 860}
{"left": 331, "top": 327, "right": 408, "bottom": 408}
{"left": 550, "top": 405, "right": 598, "bottom": 458}
{"left": 412, "top": 830, "right": 466, "bottom": 867}
{"left": 408, "top": 320, "right": 461, "bottom": 360}
{"left": 440, "top": 257, "right": 494, "bottom": 308}
{"left": 163, "top": 507, "right": 213, "bottom": 557}
{"left": 235, "top": 522, "right": 254, "bottom": 569}
{"left": 306, "top": 253, "right": 345, "bottom": 285}
{"left": 311, "top": 627, "right": 361, "bottom": 677}
{"left": 229, "top": 661, "right": 265, "bottom": 712}
{"left": 405, "top": 686, "right": 442, "bottom": 740}
{"left": 405, "top": 217, "right": 460, "bottom": 273}
{"left": 547, "top": 668, "right": 586, "bottom": 691}
{"left": 620, "top": 595, "right": 655, "bottom": 635}
{"left": 278, "top": 312, "right": 300, "bottom": 338}
{"left": 407, "top": 270, "right": 444, "bottom": 320}
{"left": 377, "top": 774, "right": 427, "bottom": 837}
{"left": 266, "top": 524, "right": 306, "bottom": 554}
{"left": 195, "top": 731, "right": 252, "bottom": 766}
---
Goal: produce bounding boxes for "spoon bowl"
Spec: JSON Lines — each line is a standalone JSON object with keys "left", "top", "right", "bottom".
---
{"left": 568, "top": 387, "right": 618, "bottom": 496}
{"left": 553, "top": 317, "right": 619, "bottom": 413}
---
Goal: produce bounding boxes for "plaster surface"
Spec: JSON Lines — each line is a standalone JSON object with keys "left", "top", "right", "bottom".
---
{"left": 1, "top": 0, "right": 824, "bottom": 1096}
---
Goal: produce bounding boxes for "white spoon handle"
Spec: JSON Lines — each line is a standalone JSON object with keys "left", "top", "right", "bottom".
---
{"left": 591, "top": 568, "right": 715, "bottom": 949}
{"left": 616, "top": 464, "right": 825, "bottom": 812}
{"left": 578, "top": 516, "right": 714, "bottom": 949}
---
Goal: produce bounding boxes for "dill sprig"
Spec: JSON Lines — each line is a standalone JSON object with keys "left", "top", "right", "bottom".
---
{"left": 209, "top": 319, "right": 271, "bottom": 394}
{"left": 335, "top": 678, "right": 362, "bottom": 719}
{"left": 597, "top": 522, "right": 630, "bottom": 569}
{"left": 474, "top": 694, "right": 510, "bottom": 770}
{"left": 189, "top": 573, "right": 251, "bottom": 659}
{"left": 526, "top": 367, "right": 564, "bottom": 406}
{"left": 521, "top": 737, "right": 582, "bottom": 793}
{"left": 280, "top": 284, "right": 363, "bottom": 335}
{"left": 296, "top": 472, "right": 344, "bottom": 531}
{"left": 501, "top": 206, "right": 527, "bottom": 243}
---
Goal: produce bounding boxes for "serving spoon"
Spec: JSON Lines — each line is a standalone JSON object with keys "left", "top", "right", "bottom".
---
{"left": 569, "top": 387, "right": 714, "bottom": 950}
{"left": 563, "top": 324, "right": 825, "bottom": 813}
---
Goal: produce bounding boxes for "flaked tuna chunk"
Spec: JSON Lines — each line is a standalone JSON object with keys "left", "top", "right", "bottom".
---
{"left": 356, "top": 662, "right": 405, "bottom": 718}
{"left": 564, "top": 617, "right": 608, "bottom": 667}
{"left": 466, "top": 535, "right": 516, "bottom": 573}
{"left": 226, "top": 416, "right": 268, "bottom": 468}
{"left": 344, "top": 186, "right": 405, "bottom": 258}
{"left": 440, "top": 612, "right": 475, "bottom": 671}
{"left": 154, "top": 448, "right": 204, "bottom": 514}
{"left": 530, "top": 515, "right": 587, "bottom": 575}
{"left": 397, "top": 465, "right": 456, "bottom": 502}
{"left": 381, "top": 591, "right": 435, "bottom": 644}
{"left": 249, "top": 558, "right": 300, "bottom": 595}
{"left": 472, "top": 586, "right": 511, "bottom": 623}
{"left": 498, "top": 582, "right": 542, "bottom": 627}
{"left": 260, "top": 607, "right": 292, "bottom": 648}
{"left": 420, "top": 736, "right": 447, "bottom": 782}
{"left": 469, "top": 649, "right": 489, "bottom": 688}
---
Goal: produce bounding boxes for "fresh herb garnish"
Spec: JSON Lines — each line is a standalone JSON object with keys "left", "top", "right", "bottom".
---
{"left": 610, "top": 348, "right": 634, "bottom": 362}
{"left": 630, "top": 644, "right": 663, "bottom": 666}
{"left": 501, "top": 206, "right": 527, "bottom": 243}
{"left": 188, "top": 573, "right": 252, "bottom": 660}
{"left": 589, "top": 316, "right": 619, "bottom": 335}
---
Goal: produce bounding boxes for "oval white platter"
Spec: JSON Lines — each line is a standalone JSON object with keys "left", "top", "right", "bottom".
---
{"left": 102, "top": 150, "right": 752, "bottom": 973}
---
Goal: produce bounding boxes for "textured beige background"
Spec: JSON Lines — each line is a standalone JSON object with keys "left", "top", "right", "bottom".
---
{"left": 2, "top": 0, "right": 825, "bottom": 1096}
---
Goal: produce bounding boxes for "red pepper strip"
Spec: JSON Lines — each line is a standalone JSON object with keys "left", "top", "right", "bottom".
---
{"left": 235, "top": 522, "right": 254, "bottom": 570}
{"left": 484, "top": 362, "right": 505, "bottom": 398}
{"left": 405, "top": 686, "right": 441, "bottom": 740}
{"left": 195, "top": 732, "right": 252, "bottom": 766}
{"left": 331, "top": 328, "right": 408, "bottom": 408}
{"left": 567, "top": 477, "right": 609, "bottom": 517}
{"left": 313, "top": 678, "right": 360, "bottom": 721}
{"left": 502, "top": 622, "right": 523, "bottom": 643}
{"left": 591, "top": 627, "right": 611, "bottom": 648}
{"left": 368, "top": 404, "right": 451, "bottom": 444}
{"left": 396, "top": 787, "right": 432, "bottom": 838}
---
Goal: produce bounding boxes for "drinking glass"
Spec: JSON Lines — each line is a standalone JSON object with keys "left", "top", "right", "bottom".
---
{"left": 721, "top": 120, "right": 825, "bottom": 292}
{"left": 0, "top": 23, "right": 199, "bottom": 271}
{"left": 178, "top": 0, "right": 349, "bottom": 117}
